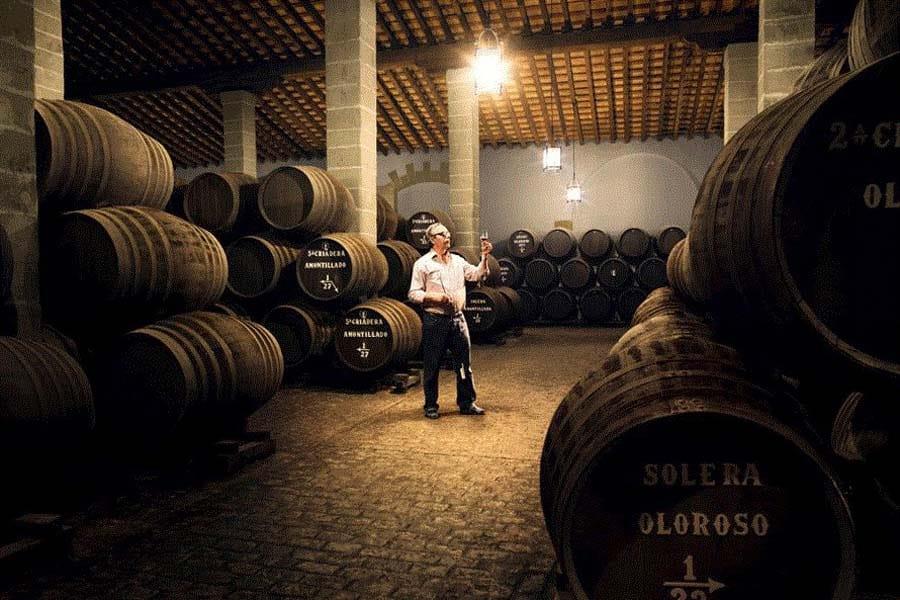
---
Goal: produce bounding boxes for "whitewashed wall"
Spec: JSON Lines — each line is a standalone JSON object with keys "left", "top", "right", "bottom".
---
{"left": 175, "top": 136, "right": 722, "bottom": 251}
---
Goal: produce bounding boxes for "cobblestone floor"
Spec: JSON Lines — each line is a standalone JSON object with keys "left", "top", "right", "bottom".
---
{"left": 1, "top": 326, "right": 622, "bottom": 600}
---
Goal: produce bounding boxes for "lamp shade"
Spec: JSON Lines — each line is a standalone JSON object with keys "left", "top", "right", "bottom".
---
{"left": 543, "top": 146, "right": 562, "bottom": 172}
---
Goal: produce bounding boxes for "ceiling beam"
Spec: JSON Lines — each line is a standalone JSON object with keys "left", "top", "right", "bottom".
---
{"left": 564, "top": 51, "right": 583, "bottom": 145}
{"left": 69, "top": 12, "right": 754, "bottom": 99}
{"left": 429, "top": 0, "right": 455, "bottom": 42}
{"left": 585, "top": 49, "right": 601, "bottom": 142}
{"left": 605, "top": 46, "right": 616, "bottom": 142}
{"left": 546, "top": 52, "right": 568, "bottom": 142}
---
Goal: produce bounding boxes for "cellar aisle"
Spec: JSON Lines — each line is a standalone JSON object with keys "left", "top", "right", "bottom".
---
{"left": 1, "top": 326, "right": 623, "bottom": 600}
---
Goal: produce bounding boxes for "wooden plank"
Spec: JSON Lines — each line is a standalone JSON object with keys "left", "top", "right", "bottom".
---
{"left": 277, "top": 0, "right": 325, "bottom": 54}
{"left": 187, "top": 0, "right": 258, "bottom": 60}
{"left": 488, "top": 95, "right": 511, "bottom": 145}
{"left": 407, "top": 67, "right": 448, "bottom": 136}
{"left": 561, "top": 0, "right": 572, "bottom": 31}
{"left": 656, "top": 41, "right": 671, "bottom": 139}
{"left": 705, "top": 58, "right": 724, "bottom": 135}
{"left": 378, "top": 102, "right": 415, "bottom": 152}
{"left": 564, "top": 51, "right": 583, "bottom": 145}
{"left": 474, "top": 0, "right": 491, "bottom": 29}
{"left": 605, "top": 46, "right": 617, "bottom": 142}
{"left": 455, "top": 2, "right": 475, "bottom": 41}
{"left": 408, "top": 0, "right": 437, "bottom": 45}
{"left": 641, "top": 45, "right": 650, "bottom": 140}
{"left": 512, "top": 59, "right": 538, "bottom": 141}
{"left": 623, "top": 46, "right": 631, "bottom": 142}
{"left": 546, "top": 52, "right": 568, "bottom": 142}
{"left": 385, "top": 0, "right": 418, "bottom": 46}
{"left": 377, "top": 5, "right": 402, "bottom": 48}
{"left": 493, "top": 0, "right": 513, "bottom": 34}
{"left": 688, "top": 50, "right": 708, "bottom": 138}
{"left": 226, "top": 0, "right": 289, "bottom": 57}
{"left": 538, "top": 0, "right": 552, "bottom": 32}
{"left": 528, "top": 54, "right": 553, "bottom": 143}
{"left": 262, "top": 1, "right": 317, "bottom": 55}
{"left": 378, "top": 75, "right": 428, "bottom": 148}
{"left": 672, "top": 46, "right": 692, "bottom": 137}
{"left": 388, "top": 70, "right": 441, "bottom": 147}
{"left": 516, "top": 0, "right": 533, "bottom": 34}
{"left": 502, "top": 84, "right": 525, "bottom": 144}
{"left": 585, "top": 49, "right": 601, "bottom": 142}
{"left": 430, "top": 0, "right": 455, "bottom": 42}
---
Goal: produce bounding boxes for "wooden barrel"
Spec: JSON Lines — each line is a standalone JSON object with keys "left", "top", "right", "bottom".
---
{"left": 263, "top": 303, "right": 335, "bottom": 371}
{"left": 665, "top": 237, "right": 701, "bottom": 303}
{"left": 542, "top": 288, "right": 577, "bottom": 322}
{"left": 560, "top": 258, "right": 594, "bottom": 291}
{"left": 183, "top": 172, "right": 260, "bottom": 236}
{"left": 597, "top": 257, "right": 633, "bottom": 289}
{"left": 542, "top": 228, "right": 577, "bottom": 261}
{"left": 681, "top": 54, "right": 900, "bottom": 384}
{"left": 579, "top": 288, "right": 614, "bottom": 323}
{"left": 848, "top": 0, "right": 900, "bottom": 70}
{"left": 257, "top": 165, "right": 353, "bottom": 236}
{"left": 495, "top": 287, "right": 523, "bottom": 323}
{"left": 632, "top": 286, "right": 703, "bottom": 326}
{"left": 508, "top": 229, "right": 539, "bottom": 260}
{"left": 464, "top": 287, "right": 513, "bottom": 333}
{"left": 611, "top": 312, "right": 715, "bottom": 355}
{"left": 295, "top": 233, "right": 388, "bottom": 303}
{"left": 165, "top": 181, "right": 188, "bottom": 219}
{"left": 334, "top": 298, "right": 422, "bottom": 373}
{"left": 497, "top": 257, "right": 523, "bottom": 288}
{"left": 656, "top": 226, "right": 686, "bottom": 256}
{"left": 0, "top": 337, "right": 94, "bottom": 451}
{"left": 524, "top": 258, "right": 559, "bottom": 292}
{"left": 617, "top": 287, "right": 648, "bottom": 322}
{"left": 378, "top": 239, "right": 421, "bottom": 299}
{"left": 405, "top": 210, "right": 456, "bottom": 252}
{"left": 579, "top": 229, "right": 612, "bottom": 261}
{"left": 617, "top": 228, "right": 651, "bottom": 259}
{"left": 483, "top": 254, "right": 501, "bottom": 286}
{"left": 794, "top": 40, "right": 850, "bottom": 91}
{"left": 516, "top": 288, "right": 541, "bottom": 323}
{"left": 377, "top": 194, "right": 399, "bottom": 241}
{"left": 226, "top": 235, "right": 302, "bottom": 299}
{"left": 636, "top": 257, "right": 668, "bottom": 290}
{"left": 540, "top": 337, "right": 855, "bottom": 600}
{"left": 100, "top": 311, "right": 284, "bottom": 442}
{"left": 49, "top": 207, "right": 227, "bottom": 330}
{"left": 34, "top": 99, "right": 174, "bottom": 211}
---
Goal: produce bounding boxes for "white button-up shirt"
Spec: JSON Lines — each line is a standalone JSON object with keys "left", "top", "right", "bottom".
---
{"left": 408, "top": 250, "right": 488, "bottom": 315}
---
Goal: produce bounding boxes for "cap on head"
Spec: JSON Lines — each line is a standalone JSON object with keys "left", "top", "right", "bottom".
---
{"left": 426, "top": 222, "right": 450, "bottom": 241}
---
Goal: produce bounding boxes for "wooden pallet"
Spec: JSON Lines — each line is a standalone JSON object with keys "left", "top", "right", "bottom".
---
{"left": 201, "top": 430, "right": 276, "bottom": 478}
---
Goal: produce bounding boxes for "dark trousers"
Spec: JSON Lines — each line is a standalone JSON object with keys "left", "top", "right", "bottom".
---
{"left": 422, "top": 312, "right": 476, "bottom": 411}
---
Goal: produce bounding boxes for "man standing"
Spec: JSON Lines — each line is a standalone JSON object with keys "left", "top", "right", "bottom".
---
{"left": 408, "top": 222, "right": 493, "bottom": 419}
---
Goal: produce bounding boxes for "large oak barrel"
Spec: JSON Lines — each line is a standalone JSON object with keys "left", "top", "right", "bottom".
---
{"left": 495, "top": 287, "right": 523, "bottom": 323}
{"left": 378, "top": 239, "right": 421, "bottom": 299}
{"left": 100, "top": 311, "right": 283, "bottom": 443}
{"left": 377, "top": 194, "right": 399, "bottom": 241}
{"left": 542, "top": 228, "right": 577, "bottom": 261}
{"left": 579, "top": 288, "right": 614, "bottom": 324}
{"left": 508, "top": 229, "right": 539, "bottom": 260}
{"left": 579, "top": 229, "right": 612, "bottom": 261}
{"left": 405, "top": 210, "right": 456, "bottom": 252}
{"left": 257, "top": 165, "right": 353, "bottom": 236}
{"left": 0, "top": 337, "right": 94, "bottom": 451}
{"left": 794, "top": 40, "right": 850, "bottom": 91}
{"left": 334, "top": 298, "right": 422, "bottom": 373}
{"left": 525, "top": 258, "right": 559, "bottom": 292}
{"left": 611, "top": 312, "right": 715, "bottom": 355}
{"left": 516, "top": 288, "right": 541, "bottom": 323}
{"left": 560, "top": 258, "right": 594, "bottom": 291}
{"left": 848, "top": 0, "right": 900, "bottom": 70}
{"left": 226, "top": 235, "right": 302, "bottom": 299}
{"left": 542, "top": 288, "right": 577, "bottom": 322}
{"left": 497, "top": 258, "right": 523, "bottom": 288}
{"left": 636, "top": 257, "right": 668, "bottom": 290}
{"left": 464, "top": 287, "right": 513, "bottom": 333}
{"left": 679, "top": 54, "right": 900, "bottom": 384}
{"left": 34, "top": 99, "right": 174, "bottom": 211}
{"left": 183, "top": 172, "right": 260, "bottom": 236}
{"left": 295, "top": 233, "right": 388, "bottom": 303}
{"left": 617, "top": 287, "right": 648, "bottom": 322}
{"left": 49, "top": 207, "right": 227, "bottom": 331}
{"left": 540, "top": 338, "right": 855, "bottom": 600}
{"left": 617, "top": 228, "right": 651, "bottom": 260}
{"left": 597, "top": 257, "right": 633, "bottom": 289}
{"left": 632, "top": 286, "right": 702, "bottom": 326}
{"left": 263, "top": 303, "right": 335, "bottom": 371}
{"left": 656, "top": 226, "right": 686, "bottom": 256}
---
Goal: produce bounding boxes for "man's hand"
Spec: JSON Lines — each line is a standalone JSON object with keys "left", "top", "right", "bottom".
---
{"left": 480, "top": 239, "right": 493, "bottom": 256}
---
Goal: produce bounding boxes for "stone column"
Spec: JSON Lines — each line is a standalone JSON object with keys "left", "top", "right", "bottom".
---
{"left": 221, "top": 90, "right": 257, "bottom": 177}
{"left": 325, "top": 0, "right": 377, "bottom": 243}
{"left": 34, "top": 0, "right": 63, "bottom": 99}
{"left": 758, "top": 0, "right": 815, "bottom": 112}
{"left": 446, "top": 67, "right": 480, "bottom": 255}
{"left": 1, "top": 0, "right": 41, "bottom": 335}
{"left": 724, "top": 42, "right": 758, "bottom": 143}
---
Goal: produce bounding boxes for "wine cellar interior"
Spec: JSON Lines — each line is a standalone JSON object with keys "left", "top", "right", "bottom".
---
{"left": 1, "top": 0, "right": 898, "bottom": 598}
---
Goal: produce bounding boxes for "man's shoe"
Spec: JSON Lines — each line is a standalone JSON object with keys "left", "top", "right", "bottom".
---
{"left": 425, "top": 408, "right": 440, "bottom": 419}
{"left": 459, "top": 403, "right": 485, "bottom": 415}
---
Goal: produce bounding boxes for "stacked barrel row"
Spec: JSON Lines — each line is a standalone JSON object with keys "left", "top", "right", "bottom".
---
{"left": 500, "top": 225, "right": 685, "bottom": 325}
{"left": 176, "top": 169, "right": 424, "bottom": 378}
{"left": 20, "top": 100, "right": 284, "bottom": 463}
{"left": 541, "top": 49, "right": 900, "bottom": 600}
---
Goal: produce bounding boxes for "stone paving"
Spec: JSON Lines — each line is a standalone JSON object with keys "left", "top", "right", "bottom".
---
{"left": 0, "top": 326, "right": 622, "bottom": 600}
